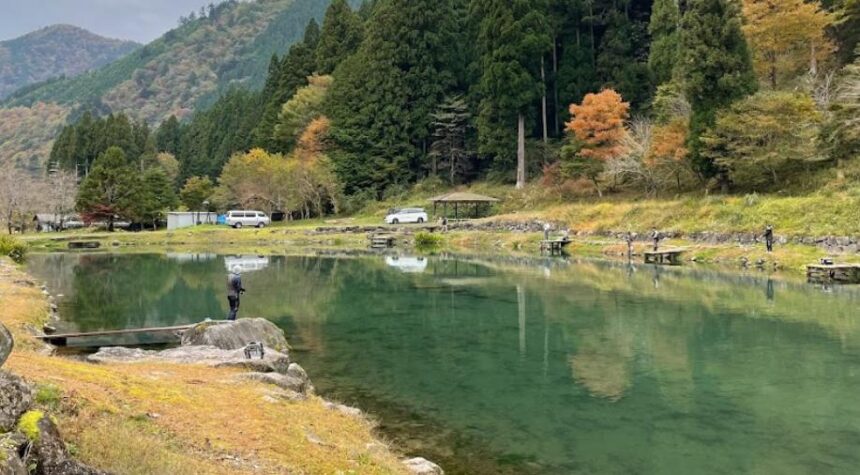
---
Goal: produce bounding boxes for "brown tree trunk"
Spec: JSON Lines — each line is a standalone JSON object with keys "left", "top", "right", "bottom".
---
{"left": 541, "top": 57, "right": 548, "bottom": 144}
{"left": 553, "top": 38, "right": 560, "bottom": 137}
{"left": 516, "top": 115, "right": 526, "bottom": 189}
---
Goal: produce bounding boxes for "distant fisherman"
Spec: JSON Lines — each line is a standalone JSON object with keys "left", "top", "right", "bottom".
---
{"left": 763, "top": 225, "right": 774, "bottom": 253}
{"left": 650, "top": 228, "right": 662, "bottom": 252}
{"left": 226, "top": 265, "right": 246, "bottom": 321}
{"left": 543, "top": 222, "right": 552, "bottom": 241}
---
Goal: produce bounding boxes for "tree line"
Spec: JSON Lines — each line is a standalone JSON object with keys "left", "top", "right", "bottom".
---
{"left": 48, "top": 0, "right": 860, "bottom": 225}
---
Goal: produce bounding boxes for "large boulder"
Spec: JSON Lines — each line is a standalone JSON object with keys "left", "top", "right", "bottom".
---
{"left": 0, "top": 371, "right": 32, "bottom": 432}
{"left": 180, "top": 319, "right": 290, "bottom": 353}
{"left": 88, "top": 346, "right": 291, "bottom": 374}
{"left": 1, "top": 322, "right": 12, "bottom": 368}
{"left": 19, "top": 411, "right": 107, "bottom": 475}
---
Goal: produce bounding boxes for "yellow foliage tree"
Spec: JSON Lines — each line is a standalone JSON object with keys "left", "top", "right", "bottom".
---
{"left": 742, "top": 0, "right": 834, "bottom": 88}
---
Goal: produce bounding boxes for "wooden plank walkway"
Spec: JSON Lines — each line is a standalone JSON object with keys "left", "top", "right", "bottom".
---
{"left": 807, "top": 263, "right": 860, "bottom": 284}
{"left": 36, "top": 323, "right": 199, "bottom": 347}
{"left": 644, "top": 248, "right": 685, "bottom": 265}
{"left": 541, "top": 239, "right": 572, "bottom": 255}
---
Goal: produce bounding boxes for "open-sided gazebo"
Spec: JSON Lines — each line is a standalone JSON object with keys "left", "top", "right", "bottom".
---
{"left": 428, "top": 192, "right": 500, "bottom": 220}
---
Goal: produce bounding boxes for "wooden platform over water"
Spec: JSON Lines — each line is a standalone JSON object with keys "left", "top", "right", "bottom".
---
{"left": 541, "top": 239, "right": 571, "bottom": 255}
{"left": 36, "top": 323, "right": 197, "bottom": 347}
{"left": 807, "top": 263, "right": 860, "bottom": 284}
{"left": 369, "top": 234, "right": 396, "bottom": 249}
{"left": 644, "top": 248, "right": 685, "bottom": 265}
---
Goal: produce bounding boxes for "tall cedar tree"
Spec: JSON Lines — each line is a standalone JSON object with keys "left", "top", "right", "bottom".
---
{"left": 140, "top": 167, "right": 179, "bottom": 228}
{"left": 834, "top": 0, "right": 859, "bottom": 65}
{"left": 253, "top": 20, "right": 321, "bottom": 152}
{"left": 472, "top": 0, "right": 551, "bottom": 188}
{"left": 50, "top": 112, "right": 153, "bottom": 176}
{"left": 679, "top": 0, "right": 757, "bottom": 179}
{"left": 76, "top": 146, "right": 139, "bottom": 231}
{"left": 316, "top": 0, "right": 364, "bottom": 74}
{"left": 649, "top": 0, "right": 681, "bottom": 85}
{"left": 596, "top": 10, "right": 654, "bottom": 113}
{"left": 326, "top": 0, "right": 458, "bottom": 195}
{"left": 156, "top": 115, "right": 182, "bottom": 155}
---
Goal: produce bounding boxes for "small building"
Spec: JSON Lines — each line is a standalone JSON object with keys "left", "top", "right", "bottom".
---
{"left": 167, "top": 212, "right": 219, "bottom": 231}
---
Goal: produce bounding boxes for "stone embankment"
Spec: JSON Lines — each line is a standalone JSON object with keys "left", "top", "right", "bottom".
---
{"left": 448, "top": 219, "right": 860, "bottom": 254}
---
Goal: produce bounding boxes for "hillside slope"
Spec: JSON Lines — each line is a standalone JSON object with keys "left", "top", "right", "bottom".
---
{"left": 0, "top": 25, "right": 139, "bottom": 100}
{"left": 3, "top": 0, "right": 335, "bottom": 124}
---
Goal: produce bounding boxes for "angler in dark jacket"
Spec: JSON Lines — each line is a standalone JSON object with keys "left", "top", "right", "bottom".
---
{"left": 226, "top": 266, "right": 246, "bottom": 321}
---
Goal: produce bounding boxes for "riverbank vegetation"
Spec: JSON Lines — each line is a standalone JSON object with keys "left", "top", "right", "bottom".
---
{"left": 0, "top": 258, "right": 408, "bottom": 474}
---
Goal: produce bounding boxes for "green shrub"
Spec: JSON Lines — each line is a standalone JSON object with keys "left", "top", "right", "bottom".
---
{"left": 414, "top": 232, "right": 443, "bottom": 251}
{"left": 0, "top": 235, "right": 27, "bottom": 263}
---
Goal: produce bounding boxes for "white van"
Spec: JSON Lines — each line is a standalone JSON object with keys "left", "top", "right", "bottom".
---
{"left": 225, "top": 210, "right": 270, "bottom": 229}
{"left": 384, "top": 208, "right": 428, "bottom": 224}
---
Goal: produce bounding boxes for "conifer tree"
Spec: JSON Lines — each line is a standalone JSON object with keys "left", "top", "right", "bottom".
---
{"left": 472, "top": 0, "right": 551, "bottom": 188}
{"left": 76, "top": 147, "right": 140, "bottom": 231}
{"left": 649, "top": 0, "right": 681, "bottom": 85}
{"left": 156, "top": 115, "right": 182, "bottom": 155}
{"left": 327, "top": 0, "right": 458, "bottom": 194}
{"left": 679, "top": 0, "right": 757, "bottom": 178}
{"left": 316, "top": 0, "right": 364, "bottom": 74}
{"left": 253, "top": 20, "right": 320, "bottom": 151}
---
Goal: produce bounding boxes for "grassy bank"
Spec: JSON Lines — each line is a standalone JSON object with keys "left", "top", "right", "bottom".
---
{"left": 0, "top": 258, "right": 408, "bottom": 474}
{"left": 16, "top": 184, "right": 860, "bottom": 274}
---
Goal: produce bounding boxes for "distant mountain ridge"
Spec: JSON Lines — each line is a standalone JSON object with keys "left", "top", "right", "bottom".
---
{"left": 2, "top": 0, "right": 338, "bottom": 124}
{"left": 0, "top": 24, "right": 139, "bottom": 99}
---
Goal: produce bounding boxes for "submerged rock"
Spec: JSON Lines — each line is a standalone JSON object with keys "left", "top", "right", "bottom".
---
{"left": 180, "top": 318, "right": 290, "bottom": 353}
{"left": 1, "top": 322, "right": 12, "bottom": 368}
{"left": 0, "top": 371, "right": 32, "bottom": 432}
{"left": 403, "top": 457, "right": 444, "bottom": 475}
{"left": 88, "top": 345, "right": 290, "bottom": 374}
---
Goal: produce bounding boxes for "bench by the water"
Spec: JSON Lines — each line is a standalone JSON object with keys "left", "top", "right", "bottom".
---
{"left": 644, "top": 248, "right": 685, "bottom": 265}
{"left": 541, "top": 239, "right": 571, "bottom": 255}
{"left": 68, "top": 241, "right": 100, "bottom": 250}
{"left": 807, "top": 263, "right": 860, "bottom": 284}
{"left": 36, "top": 323, "right": 200, "bottom": 347}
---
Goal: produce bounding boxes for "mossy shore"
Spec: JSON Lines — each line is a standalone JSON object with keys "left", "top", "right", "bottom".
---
{"left": 0, "top": 258, "right": 409, "bottom": 474}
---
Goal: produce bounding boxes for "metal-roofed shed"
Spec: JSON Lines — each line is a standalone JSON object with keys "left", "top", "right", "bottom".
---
{"left": 428, "top": 192, "right": 500, "bottom": 220}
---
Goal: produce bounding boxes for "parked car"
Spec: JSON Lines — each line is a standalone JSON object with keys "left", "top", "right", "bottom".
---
{"left": 225, "top": 210, "right": 271, "bottom": 228}
{"left": 385, "top": 208, "right": 428, "bottom": 224}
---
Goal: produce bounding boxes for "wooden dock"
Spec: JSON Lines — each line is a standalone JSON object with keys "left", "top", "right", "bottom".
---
{"left": 68, "top": 241, "right": 101, "bottom": 250}
{"left": 369, "top": 234, "right": 396, "bottom": 249}
{"left": 644, "top": 248, "right": 685, "bottom": 265}
{"left": 35, "top": 323, "right": 198, "bottom": 347}
{"left": 541, "top": 239, "right": 572, "bottom": 255}
{"left": 806, "top": 263, "right": 860, "bottom": 284}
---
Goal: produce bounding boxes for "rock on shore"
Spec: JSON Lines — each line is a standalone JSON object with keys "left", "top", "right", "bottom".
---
{"left": 1, "top": 321, "right": 12, "bottom": 368}
{"left": 89, "top": 317, "right": 313, "bottom": 396}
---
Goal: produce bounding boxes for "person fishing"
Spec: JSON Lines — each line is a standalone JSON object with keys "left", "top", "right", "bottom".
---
{"left": 543, "top": 222, "right": 552, "bottom": 241}
{"left": 650, "top": 228, "right": 662, "bottom": 252}
{"left": 226, "top": 265, "right": 245, "bottom": 321}
{"left": 763, "top": 225, "right": 775, "bottom": 253}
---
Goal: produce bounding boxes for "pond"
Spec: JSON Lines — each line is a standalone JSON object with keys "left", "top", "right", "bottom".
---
{"left": 27, "top": 253, "right": 860, "bottom": 474}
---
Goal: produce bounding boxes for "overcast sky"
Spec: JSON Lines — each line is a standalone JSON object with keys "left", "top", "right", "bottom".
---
{"left": 0, "top": 0, "right": 214, "bottom": 43}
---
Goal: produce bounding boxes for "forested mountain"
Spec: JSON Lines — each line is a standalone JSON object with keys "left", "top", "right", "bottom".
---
{"left": 0, "top": 25, "right": 139, "bottom": 100}
{"left": 2, "top": 0, "right": 343, "bottom": 124}
{"left": 0, "top": 0, "right": 349, "bottom": 171}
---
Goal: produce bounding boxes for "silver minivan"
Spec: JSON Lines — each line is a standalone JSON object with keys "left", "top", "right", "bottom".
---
{"left": 225, "top": 210, "right": 270, "bottom": 229}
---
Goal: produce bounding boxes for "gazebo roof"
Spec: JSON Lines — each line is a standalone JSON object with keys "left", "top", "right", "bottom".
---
{"left": 428, "top": 192, "right": 500, "bottom": 203}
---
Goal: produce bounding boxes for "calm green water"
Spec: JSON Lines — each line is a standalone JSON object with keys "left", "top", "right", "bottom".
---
{"left": 27, "top": 253, "right": 860, "bottom": 474}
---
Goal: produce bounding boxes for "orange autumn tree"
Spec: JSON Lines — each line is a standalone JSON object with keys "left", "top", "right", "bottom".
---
{"left": 562, "top": 89, "right": 630, "bottom": 196}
